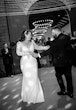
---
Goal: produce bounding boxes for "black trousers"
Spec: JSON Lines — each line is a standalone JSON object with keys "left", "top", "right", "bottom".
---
{"left": 55, "top": 66, "right": 73, "bottom": 95}
{"left": 4, "top": 63, "right": 13, "bottom": 76}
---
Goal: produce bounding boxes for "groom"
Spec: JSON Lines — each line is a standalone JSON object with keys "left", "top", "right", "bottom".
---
{"left": 40, "top": 28, "right": 74, "bottom": 98}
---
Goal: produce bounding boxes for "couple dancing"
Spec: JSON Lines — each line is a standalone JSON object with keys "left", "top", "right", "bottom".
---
{"left": 16, "top": 28, "right": 74, "bottom": 106}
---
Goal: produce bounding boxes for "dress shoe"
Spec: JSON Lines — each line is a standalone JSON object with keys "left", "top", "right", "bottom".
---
{"left": 57, "top": 91, "right": 66, "bottom": 95}
{"left": 67, "top": 93, "right": 73, "bottom": 98}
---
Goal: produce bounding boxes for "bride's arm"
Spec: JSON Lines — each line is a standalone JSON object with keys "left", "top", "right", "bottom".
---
{"left": 30, "top": 52, "right": 41, "bottom": 58}
{"left": 32, "top": 40, "right": 50, "bottom": 51}
{"left": 16, "top": 41, "right": 26, "bottom": 56}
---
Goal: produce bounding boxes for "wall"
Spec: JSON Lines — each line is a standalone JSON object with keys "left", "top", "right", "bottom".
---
{"left": 0, "top": 2, "right": 29, "bottom": 76}
{"left": 0, "top": 0, "right": 10, "bottom": 76}
{"left": 69, "top": 7, "right": 76, "bottom": 36}
{"left": 61, "top": 23, "right": 71, "bottom": 35}
{"left": 7, "top": 15, "right": 29, "bottom": 74}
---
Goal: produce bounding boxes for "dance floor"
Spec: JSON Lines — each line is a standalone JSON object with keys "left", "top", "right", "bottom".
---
{"left": 0, "top": 66, "right": 76, "bottom": 110}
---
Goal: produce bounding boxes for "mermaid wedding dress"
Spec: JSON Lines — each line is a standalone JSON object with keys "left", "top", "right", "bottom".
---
{"left": 16, "top": 41, "right": 45, "bottom": 104}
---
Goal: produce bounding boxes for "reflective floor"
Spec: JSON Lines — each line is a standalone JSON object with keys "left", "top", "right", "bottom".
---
{"left": 0, "top": 66, "right": 76, "bottom": 110}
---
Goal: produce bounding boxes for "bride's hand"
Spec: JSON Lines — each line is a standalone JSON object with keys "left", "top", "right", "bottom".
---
{"left": 44, "top": 45, "right": 50, "bottom": 50}
{"left": 30, "top": 52, "right": 40, "bottom": 58}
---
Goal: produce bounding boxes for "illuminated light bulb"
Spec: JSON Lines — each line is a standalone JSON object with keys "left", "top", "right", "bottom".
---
{"left": 32, "top": 19, "right": 53, "bottom": 38}
{"left": 32, "top": 19, "right": 53, "bottom": 27}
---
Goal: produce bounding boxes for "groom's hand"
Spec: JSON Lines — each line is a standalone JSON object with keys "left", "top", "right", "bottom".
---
{"left": 40, "top": 47, "right": 51, "bottom": 58}
{"left": 30, "top": 52, "right": 41, "bottom": 58}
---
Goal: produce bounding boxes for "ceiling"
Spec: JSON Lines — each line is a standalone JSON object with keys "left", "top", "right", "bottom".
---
{"left": 0, "top": 0, "right": 76, "bottom": 28}
{"left": 29, "top": 9, "right": 69, "bottom": 29}
{"left": 28, "top": 0, "right": 76, "bottom": 28}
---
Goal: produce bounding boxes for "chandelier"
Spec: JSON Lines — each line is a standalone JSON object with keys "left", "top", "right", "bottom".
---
{"left": 32, "top": 19, "right": 53, "bottom": 39}
{"left": 33, "top": 19, "right": 53, "bottom": 29}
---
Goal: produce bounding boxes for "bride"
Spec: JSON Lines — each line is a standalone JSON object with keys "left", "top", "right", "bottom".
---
{"left": 16, "top": 29, "right": 49, "bottom": 105}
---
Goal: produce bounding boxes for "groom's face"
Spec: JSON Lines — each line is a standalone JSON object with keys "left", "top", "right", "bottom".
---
{"left": 52, "top": 29, "right": 57, "bottom": 38}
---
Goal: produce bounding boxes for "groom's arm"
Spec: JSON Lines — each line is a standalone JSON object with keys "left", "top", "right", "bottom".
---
{"left": 40, "top": 47, "right": 51, "bottom": 58}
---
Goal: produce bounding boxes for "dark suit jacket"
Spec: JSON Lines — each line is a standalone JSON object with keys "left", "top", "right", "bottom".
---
{"left": 41, "top": 33, "right": 74, "bottom": 67}
{"left": 1, "top": 48, "right": 13, "bottom": 65}
{"left": 70, "top": 38, "right": 76, "bottom": 66}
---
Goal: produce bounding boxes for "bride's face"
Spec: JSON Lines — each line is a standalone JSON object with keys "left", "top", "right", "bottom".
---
{"left": 24, "top": 31, "right": 31, "bottom": 41}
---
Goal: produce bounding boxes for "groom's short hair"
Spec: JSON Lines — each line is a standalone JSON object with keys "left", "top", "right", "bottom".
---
{"left": 52, "top": 27, "right": 61, "bottom": 32}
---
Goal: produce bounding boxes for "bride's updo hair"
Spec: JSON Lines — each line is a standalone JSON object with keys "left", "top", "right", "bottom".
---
{"left": 20, "top": 30, "right": 32, "bottom": 41}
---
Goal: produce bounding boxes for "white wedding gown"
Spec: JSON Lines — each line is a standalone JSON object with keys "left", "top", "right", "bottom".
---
{"left": 16, "top": 41, "right": 45, "bottom": 103}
